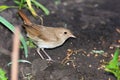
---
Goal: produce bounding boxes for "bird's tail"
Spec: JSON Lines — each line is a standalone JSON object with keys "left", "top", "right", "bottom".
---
{"left": 18, "top": 10, "right": 32, "bottom": 25}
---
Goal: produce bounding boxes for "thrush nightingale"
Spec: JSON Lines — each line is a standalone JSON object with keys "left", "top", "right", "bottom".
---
{"left": 18, "top": 10, "right": 76, "bottom": 61}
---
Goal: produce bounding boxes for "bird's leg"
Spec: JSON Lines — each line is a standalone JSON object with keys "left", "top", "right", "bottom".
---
{"left": 37, "top": 48, "right": 44, "bottom": 59}
{"left": 41, "top": 48, "right": 53, "bottom": 61}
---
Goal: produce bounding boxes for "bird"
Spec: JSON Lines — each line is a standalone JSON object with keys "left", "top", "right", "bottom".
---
{"left": 18, "top": 10, "right": 76, "bottom": 61}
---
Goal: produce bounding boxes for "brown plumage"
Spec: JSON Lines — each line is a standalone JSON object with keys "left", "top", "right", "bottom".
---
{"left": 18, "top": 10, "right": 76, "bottom": 60}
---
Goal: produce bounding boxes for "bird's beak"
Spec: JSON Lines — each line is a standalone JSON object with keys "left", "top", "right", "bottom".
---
{"left": 70, "top": 34, "right": 76, "bottom": 38}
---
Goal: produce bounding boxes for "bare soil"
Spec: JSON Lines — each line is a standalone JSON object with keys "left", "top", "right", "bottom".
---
{"left": 0, "top": 0, "right": 120, "bottom": 80}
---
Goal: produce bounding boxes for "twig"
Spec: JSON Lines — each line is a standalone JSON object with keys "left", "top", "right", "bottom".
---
{"left": 11, "top": 27, "right": 20, "bottom": 80}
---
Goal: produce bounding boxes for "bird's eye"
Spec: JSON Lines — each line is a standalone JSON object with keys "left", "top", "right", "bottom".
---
{"left": 64, "top": 32, "right": 67, "bottom": 34}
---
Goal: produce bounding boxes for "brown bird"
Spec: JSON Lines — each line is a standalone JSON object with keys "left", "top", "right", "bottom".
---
{"left": 18, "top": 10, "right": 76, "bottom": 61}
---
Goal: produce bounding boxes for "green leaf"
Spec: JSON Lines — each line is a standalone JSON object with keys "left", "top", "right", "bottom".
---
{"left": 105, "top": 48, "right": 120, "bottom": 80}
{"left": 13, "top": 0, "right": 21, "bottom": 5}
{"left": 0, "top": 5, "right": 17, "bottom": 12}
{"left": 19, "top": 0, "right": 26, "bottom": 9}
{"left": 26, "top": 0, "right": 38, "bottom": 17}
{"left": 0, "top": 5, "right": 9, "bottom": 12}
{"left": 31, "top": 0, "right": 50, "bottom": 15}
{"left": 20, "top": 38, "right": 36, "bottom": 48}
{"left": 13, "top": 0, "right": 27, "bottom": 9}
{"left": 105, "top": 48, "right": 119, "bottom": 70}
{"left": 26, "top": 38, "right": 36, "bottom": 48}
{"left": 0, "top": 68, "right": 8, "bottom": 80}
{"left": 113, "top": 48, "right": 119, "bottom": 61}
{"left": 0, "top": 16, "right": 28, "bottom": 58}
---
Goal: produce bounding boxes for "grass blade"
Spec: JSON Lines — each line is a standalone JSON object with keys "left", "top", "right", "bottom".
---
{"left": 0, "top": 5, "right": 9, "bottom": 12}
{"left": 26, "top": 0, "right": 38, "bottom": 16}
{"left": 31, "top": 0, "right": 50, "bottom": 15}
{"left": 0, "top": 5, "right": 17, "bottom": 12}
{"left": 0, "top": 16, "right": 28, "bottom": 58}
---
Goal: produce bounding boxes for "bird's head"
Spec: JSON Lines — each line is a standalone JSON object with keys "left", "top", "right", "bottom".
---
{"left": 55, "top": 27, "right": 76, "bottom": 41}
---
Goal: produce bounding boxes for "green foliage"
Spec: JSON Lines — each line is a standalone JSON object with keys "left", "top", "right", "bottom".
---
{"left": 105, "top": 48, "right": 120, "bottom": 80}
{"left": 0, "top": 5, "right": 17, "bottom": 12}
{"left": 0, "top": 0, "right": 50, "bottom": 16}
{"left": 26, "top": 38, "right": 36, "bottom": 48}
{"left": 0, "top": 16, "right": 28, "bottom": 58}
{"left": 0, "top": 68, "right": 8, "bottom": 80}
{"left": 31, "top": 0, "right": 50, "bottom": 15}
{"left": 13, "top": 0, "right": 26, "bottom": 9}
{"left": 20, "top": 38, "right": 36, "bottom": 48}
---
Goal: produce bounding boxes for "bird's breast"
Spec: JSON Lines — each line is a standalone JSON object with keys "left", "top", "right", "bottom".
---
{"left": 36, "top": 39, "right": 65, "bottom": 49}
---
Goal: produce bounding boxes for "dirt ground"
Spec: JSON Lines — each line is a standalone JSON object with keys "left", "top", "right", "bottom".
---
{"left": 0, "top": 0, "right": 120, "bottom": 80}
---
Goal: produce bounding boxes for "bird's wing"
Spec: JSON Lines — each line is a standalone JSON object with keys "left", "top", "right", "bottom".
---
{"left": 24, "top": 24, "right": 58, "bottom": 42}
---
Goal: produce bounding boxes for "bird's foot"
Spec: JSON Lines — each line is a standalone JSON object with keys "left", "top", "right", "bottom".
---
{"left": 46, "top": 58, "right": 55, "bottom": 62}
